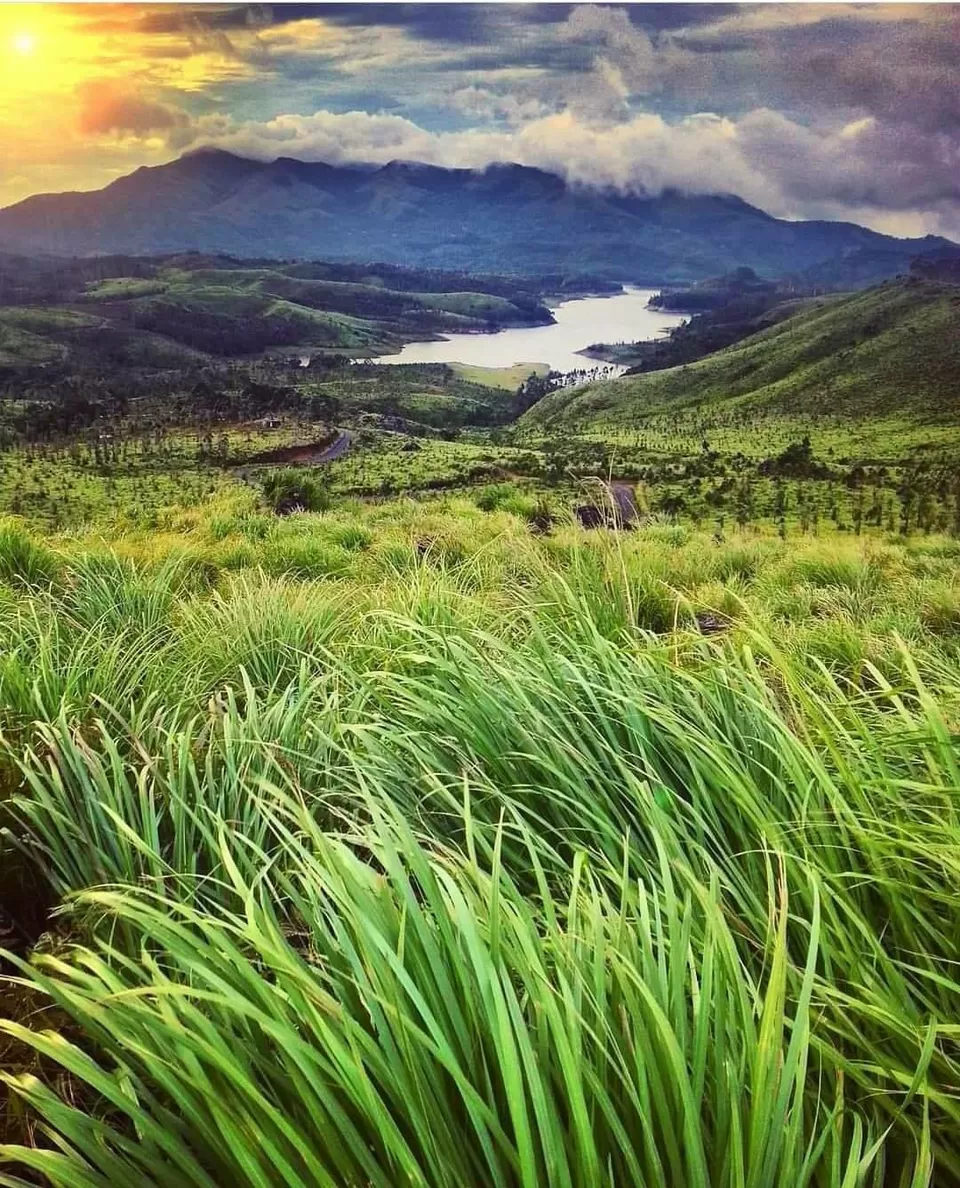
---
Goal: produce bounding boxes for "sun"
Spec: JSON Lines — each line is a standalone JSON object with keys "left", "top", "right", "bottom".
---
{"left": 12, "top": 31, "right": 35, "bottom": 56}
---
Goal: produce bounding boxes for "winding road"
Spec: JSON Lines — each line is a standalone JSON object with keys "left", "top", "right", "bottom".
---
{"left": 313, "top": 430, "right": 353, "bottom": 463}
{"left": 233, "top": 429, "right": 353, "bottom": 480}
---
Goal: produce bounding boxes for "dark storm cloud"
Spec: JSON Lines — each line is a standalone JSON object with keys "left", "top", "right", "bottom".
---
{"left": 670, "top": 5, "right": 960, "bottom": 127}
{"left": 734, "top": 109, "right": 960, "bottom": 213}
{"left": 133, "top": 2, "right": 733, "bottom": 48}
{"left": 133, "top": 5, "right": 313, "bottom": 35}
{"left": 131, "top": 3, "right": 557, "bottom": 43}
{"left": 626, "top": 5, "right": 747, "bottom": 32}
{"left": 778, "top": 13, "right": 960, "bottom": 133}
{"left": 311, "top": 4, "right": 527, "bottom": 41}
{"left": 312, "top": 3, "right": 734, "bottom": 39}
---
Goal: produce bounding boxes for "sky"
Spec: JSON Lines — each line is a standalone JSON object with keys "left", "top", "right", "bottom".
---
{"left": 1, "top": 2, "right": 958, "bottom": 238}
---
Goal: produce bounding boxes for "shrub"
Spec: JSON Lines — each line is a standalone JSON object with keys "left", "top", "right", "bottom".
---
{"left": 328, "top": 523, "right": 372, "bottom": 552}
{"left": 0, "top": 520, "right": 60, "bottom": 590}
{"left": 261, "top": 469, "right": 332, "bottom": 515}
{"left": 262, "top": 537, "right": 351, "bottom": 579}
{"left": 473, "top": 483, "right": 515, "bottom": 512}
{"left": 920, "top": 583, "right": 960, "bottom": 635}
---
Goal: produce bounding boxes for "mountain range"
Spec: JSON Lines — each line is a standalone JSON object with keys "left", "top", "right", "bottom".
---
{"left": 0, "top": 149, "right": 955, "bottom": 286}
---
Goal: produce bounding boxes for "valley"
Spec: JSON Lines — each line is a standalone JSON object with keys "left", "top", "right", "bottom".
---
{"left": 7, "top": 5, "right": 960, "bottom": 1184}
{"left": 4, "top": 205, "right": 960, "bottom": 1187}
{"left": 3, "top": 253, "right": 958, "bottom": 539}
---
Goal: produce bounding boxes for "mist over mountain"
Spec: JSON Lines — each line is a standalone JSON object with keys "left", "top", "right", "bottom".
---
{"left": 0, "top": 150, "right": 953, "bottom": 286}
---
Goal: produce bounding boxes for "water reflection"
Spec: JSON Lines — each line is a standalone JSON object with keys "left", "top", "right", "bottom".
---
{"left": 369, "top": 286, "right": 685, "bottom": 375}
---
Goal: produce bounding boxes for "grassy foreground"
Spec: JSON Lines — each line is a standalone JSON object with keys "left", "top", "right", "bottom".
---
{"left": 1, "top": 498, "right": 960, "bottom": 1185}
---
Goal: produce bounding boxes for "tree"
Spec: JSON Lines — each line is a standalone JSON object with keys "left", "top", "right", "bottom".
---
{"left": 917, "top": 488, "right": 936, "bottom": 534}
{"left": 734, "top": 477, "right": 754, "bottom": 530}
{"left": 659, "top": 493, "right": 686, "bottom": 520}
{"left": 773, "top": 480, "right": 788, "bottom": 538}
{"left": 952, "top": 477, "right": 960, "bottom": 538}
{"left": 852, "top": 488, "right": 864, "bottom": 535}
{"left": 308, "top": 393, "right": 341, "bottom": 422}
{"left": 898, "top": 483, "right": 917, "bottom": 535}
{"left": 543, "top": 440, "right": 571, "bottom": 485}
{"left": 866, "top": 486, "right": 884, "bottom": 528}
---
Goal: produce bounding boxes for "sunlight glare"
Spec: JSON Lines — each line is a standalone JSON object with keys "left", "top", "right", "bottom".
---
{"left": 12, "top": 31, "right": 35, "bottom": 55}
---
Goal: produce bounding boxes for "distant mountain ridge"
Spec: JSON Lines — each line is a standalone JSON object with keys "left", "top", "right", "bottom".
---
{"left": 0, "top": 148, "right": 954, "bottom": 285}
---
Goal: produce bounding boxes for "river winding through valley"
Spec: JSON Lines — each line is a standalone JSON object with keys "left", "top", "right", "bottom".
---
{"left": 369, "top": 286, "right": 686, "bottom": 375}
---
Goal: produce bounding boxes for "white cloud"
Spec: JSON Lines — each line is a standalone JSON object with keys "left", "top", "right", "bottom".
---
{"left": 5, "top": 2, "right": 955, "bottom": 241}
{"left": 450, "top": 86, "right": 550, "bottom": 127}
{"left": 167, "top": 101, "right": 958, "bottom": 240}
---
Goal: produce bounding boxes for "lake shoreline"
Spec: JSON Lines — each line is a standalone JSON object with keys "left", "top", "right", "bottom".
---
{"left": 362, "top": 284, "right": 631, "bottom": 356}
{"left": 360, "top": 287, "right": 684, "bottom": 373}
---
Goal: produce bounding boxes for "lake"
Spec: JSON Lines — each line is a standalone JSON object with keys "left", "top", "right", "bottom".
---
{"left": 370, "top": 286, "right": 686, "bottom": 375}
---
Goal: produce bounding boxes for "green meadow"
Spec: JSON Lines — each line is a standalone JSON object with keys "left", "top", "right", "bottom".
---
{"left": 2, "top": 491, "right": 960, "bottom": 1183}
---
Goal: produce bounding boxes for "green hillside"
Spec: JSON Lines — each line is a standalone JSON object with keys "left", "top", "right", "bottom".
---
{"left": 0, "top": 257, "right": 553, "bottom": 367}
{"left": 523, "top": 278, "right": 960, "bottom": 458}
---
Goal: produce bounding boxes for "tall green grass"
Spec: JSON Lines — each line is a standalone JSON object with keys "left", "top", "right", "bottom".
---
{"left": 1, "top": 512, "right": 959, "bottom": 1184}
{"left": 0, "top": 814, "right": 882, "bottom": 1188}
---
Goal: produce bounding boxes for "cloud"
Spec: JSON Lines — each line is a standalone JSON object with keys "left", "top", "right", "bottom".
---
{"left": 676, "top": 3, "right": 911, "bottom": 43}
{"left": 450, "top": 86, "right": 550, "bottom": 126}
{"left": 303, "top": 4, "right": 570, "bottom": 44}
{"left": 76, "top": 80, "right": 190, "bottom": 138}
{"left": 673, "top": 4, "right": 960, "bottom": 132}
{"left": 553, "top": 5, "right": 658, "bottom": 119}
{"left": 560, "top": 4, "right": 654, "bottom": 59}
{"left": 163, "top": 100, "right": 959, "bottom": 239}
{"left": 735, "top": 110, "right": 960, "bottom": 212}
{"left": 2, "top": 3, "right": 958, "bottom": 241}
{"left": 785, "top": 16, "right": 960, "bottom": 134}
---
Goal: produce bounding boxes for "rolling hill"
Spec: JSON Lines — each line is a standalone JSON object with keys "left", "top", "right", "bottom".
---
{"left": 521, "top": 276, "right": 960, "bottom": 458}
{"left": 0, "top": 149, "right": 954, "bottom": 285}
{"left": 0, "top": 255, "right": 552, "bottom": 368}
